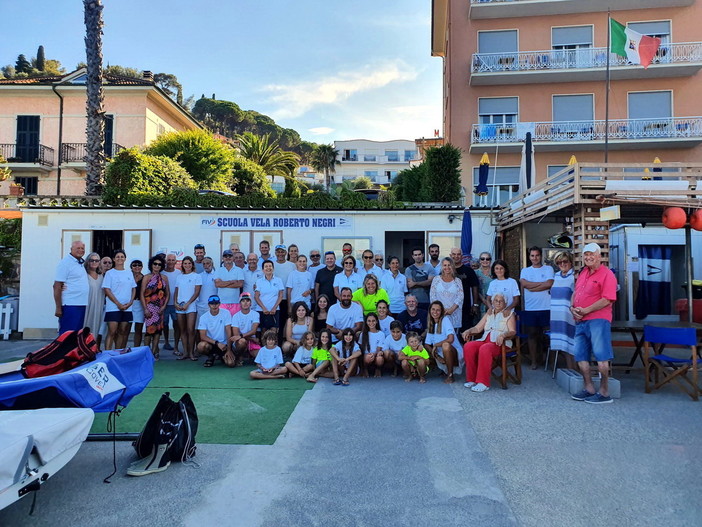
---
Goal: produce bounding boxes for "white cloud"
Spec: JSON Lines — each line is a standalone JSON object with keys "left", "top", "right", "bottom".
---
{"left": 262, "top": 61, "right": 419, "bottom": 120}
{"left": 308, "top": 127, "right": 335, "bottom": 135}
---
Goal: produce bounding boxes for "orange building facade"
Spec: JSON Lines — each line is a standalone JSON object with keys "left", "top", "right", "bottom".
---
{"left": 432, "top": 0, "right": 702, "bottom": 206}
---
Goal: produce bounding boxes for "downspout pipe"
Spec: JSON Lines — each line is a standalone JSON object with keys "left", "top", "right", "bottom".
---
{"left": 51, "top": 84, "right": 64, "bottom": 195}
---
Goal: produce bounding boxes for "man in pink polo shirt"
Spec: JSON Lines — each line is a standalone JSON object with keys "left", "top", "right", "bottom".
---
{"left": 570, "top": 243, "right": 618, "bottom": 404}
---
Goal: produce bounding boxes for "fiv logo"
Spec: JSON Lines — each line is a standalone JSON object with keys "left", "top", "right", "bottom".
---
{"left": 201, "top": 217, "right": 216, "bottom": 227}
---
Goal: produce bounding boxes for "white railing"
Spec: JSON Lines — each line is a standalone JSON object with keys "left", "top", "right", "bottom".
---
{"left": 471, "top": 117, "right": 702, "bottom": 144}
{"left": 471, "top": 42, "right": 702, "bottom": 73}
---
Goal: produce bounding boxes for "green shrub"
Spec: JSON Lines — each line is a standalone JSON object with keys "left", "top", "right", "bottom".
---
{"left": 230, "top": 157, "right": 275, "bottom": 197}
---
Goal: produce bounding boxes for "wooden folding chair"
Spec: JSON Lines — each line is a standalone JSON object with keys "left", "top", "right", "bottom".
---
{"left": 643, "top": 325, "right": 700, "bottom": 401}
{"left": 466, "top": 334, "right": 522, "bottom": 390}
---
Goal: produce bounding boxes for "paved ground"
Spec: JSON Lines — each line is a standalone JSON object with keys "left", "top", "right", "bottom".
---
{"left": 1, "top": 337, "right": 701, "bottom": 526}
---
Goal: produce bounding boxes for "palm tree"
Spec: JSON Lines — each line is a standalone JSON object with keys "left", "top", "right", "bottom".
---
{"left": 84, "top": 0, "right": 105, "bottom": 196}
{"left": 310, "top": 144, "right": 340, "bottom": 190}
{"left": 237, "top": 132, "right": 300, "bottom": 194}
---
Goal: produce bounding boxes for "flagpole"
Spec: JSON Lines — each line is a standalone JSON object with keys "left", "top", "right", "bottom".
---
{"left": 604, "top": 9, "right": 611, "bottom": 163}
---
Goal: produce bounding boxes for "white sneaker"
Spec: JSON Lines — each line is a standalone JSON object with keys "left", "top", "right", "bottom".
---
{"left": 464, "top": 382, "right": 476, "bottom": 388}
{"left": 471, "top": 383, "right": 489, "bottom": 393}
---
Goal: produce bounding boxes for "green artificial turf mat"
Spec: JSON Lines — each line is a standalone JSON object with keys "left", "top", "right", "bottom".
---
{"left": 91, "top": 360, "right": 313, "bottom": 445}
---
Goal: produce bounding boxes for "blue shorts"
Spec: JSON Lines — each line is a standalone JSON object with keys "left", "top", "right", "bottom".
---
{"left": 59, "top": 305, "right": 86, "bottom": 334}
{"left": 521, "top": 310, "right": 550, "bottom": 328}
{"left": 164, "top": 305, "right": 177, "bottom": 325}
{"left": 574, "top": 319, "right": 614, "bottom": 363}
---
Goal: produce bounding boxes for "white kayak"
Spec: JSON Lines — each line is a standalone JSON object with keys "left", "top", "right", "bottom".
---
{"left": 0, "top": 407, "right": 94, "bottom": 510}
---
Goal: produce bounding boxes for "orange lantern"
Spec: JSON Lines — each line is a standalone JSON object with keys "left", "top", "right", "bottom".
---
{"left": 662, "top": 207, "right": 687, "bottom": 229}
{"left": 690, "top": 209, "right": 702, "bottom": 231}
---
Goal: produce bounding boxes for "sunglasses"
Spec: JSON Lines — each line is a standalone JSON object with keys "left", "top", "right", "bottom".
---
{"left": 131, "top": 263, "right": 143, "bottom": 267}
{"left": 152, "top": 262, "right": 163, "bottom": 267}
{"left": 310, "top": 254, "right": 321, "bottom": 258}
{"left": 88, "top": 259, "right": 100, "bottom": 263}
{"left": 363, "top": 256, "right": 372, "bottom": 260}
{"left": 344, "top": 261, "right": 354, "bottom": 265}
{"left": 480, "top": 257, "right": 491, "bottom": 261}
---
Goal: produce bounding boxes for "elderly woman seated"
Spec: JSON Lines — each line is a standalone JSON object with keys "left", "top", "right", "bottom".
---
{"left": 460, "top": 293, "right": 516, "bottom": 393}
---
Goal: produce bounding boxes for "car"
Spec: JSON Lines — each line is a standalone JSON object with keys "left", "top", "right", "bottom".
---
{"left": 198, "top": 189, "right": 236, "bottom": 197}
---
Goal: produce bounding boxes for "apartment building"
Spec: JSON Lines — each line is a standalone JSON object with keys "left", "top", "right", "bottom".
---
{"left": 333, "top": 139, "right": 419, "bottom": 185}
{"left": 432, "top": 0, "right": 702, "bottom": 206}
{"left": 0, "top": 68, "right": 201, "bottom": 196}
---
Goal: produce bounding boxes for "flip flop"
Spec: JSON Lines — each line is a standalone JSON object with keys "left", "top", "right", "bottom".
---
{"left": 190, "top": 357, "right": 199, "bottom": 361}
{"left": 176, "top": 355, "right": 187, "bottom": 361}
{"left": 342, "top": 380, "right": 350, "bottom": 386}
{"left": 173, "top": 351, "right": 183, "bottom": 357}
{"left": 333, "top": 379, "right": 342, "bottom": 385}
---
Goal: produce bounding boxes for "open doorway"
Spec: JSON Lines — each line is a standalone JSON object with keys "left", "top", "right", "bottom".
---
{"left": 93, "top": 230, "right": 123, "bottom": 259}
{"left": 385, "top": 231, "right": 424, "bottom": 269}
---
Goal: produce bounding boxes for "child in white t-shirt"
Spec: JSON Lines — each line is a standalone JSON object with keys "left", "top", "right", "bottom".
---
{"left": 330, "top": 328, "right": 362, "bottom": 386}
{"left": 383, "top": 320, "right": 407, "bottom": 377}
{"left": 250, "top": 330, "right": 287, "bottom": 379}
{"left": 285, "top": 331, "right": 316, "bottom": 379}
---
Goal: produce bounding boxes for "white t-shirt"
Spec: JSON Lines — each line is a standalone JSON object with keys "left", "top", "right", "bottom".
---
{"left": 384, "top": 333, "right": 407, "bottom": 353}
{"left": 274, "top": 261, "right": 296, "bottom": 300}
{"left": 54, "top": 254, "right": 89, "bottom": 306}
{"left": 231, "top": 309, "right": 260, "bottom": 335}
{"left": 286, "top": 269, "right": 315, "bottom": 307}
{"left": 197, "top": 309, "right": 232, "bottom": 342}
{"left": 378, "top": 315, "right": 395, "bottom": 337}
{"left": 326, "top": 302, "right": 364, "bottom": 341}
{"left": 162, "top": 269, "right": 181, "bottom": 306}
{"left": 196, "top": 270, "right": 217, "bottom": 310}
{"left": 175, "top": 272, "right": 203, "bottom": 304}
{"left": 255, "top": 276, "right": 285, "bottom": 311}
{"left": 425, "top": 316, "right": 456, "bottom": 347}
{"left": 292, "top": 345, "right": 314, "bottom": 365}
{"left": 336, "top": 341, "right": 360, "bottom": 359}
{"left": 215, "top": 265, "right": 244, "bottom": 304}
{"left": 520, "top": 265, "right": 555, "bottom": 311}
{"left": 102, "top": 268, "right": 136, "bottom": 312}
{"left": 256, "top": 346, "right": 283, "bottom": 369}
{"left": 361, "top": 330, "right": 386, "bottom": 353}
{"left": 487, "top": 278, "right": 521, "bottom": 309}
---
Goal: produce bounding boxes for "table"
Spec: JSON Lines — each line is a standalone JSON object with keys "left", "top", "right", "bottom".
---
{"left": 610, "top": 320, "right": 702, "bottom": 373}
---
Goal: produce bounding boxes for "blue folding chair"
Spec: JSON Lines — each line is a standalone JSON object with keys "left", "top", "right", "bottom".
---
{"left": 643, "top": 325, "right": 700, "bottom": 401}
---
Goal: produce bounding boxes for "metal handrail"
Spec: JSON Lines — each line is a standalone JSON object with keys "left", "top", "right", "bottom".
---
{"left": 0, "top": 144, "right": 55, "bottom": 166}
{"left": 471, "top": 42, "right": 702, "bottom": 73}
{"left": 61, "top": 143, "right": 125, "bottom": 162}
{"left": 471, "top": 117, "right": 702, "bottom": 144}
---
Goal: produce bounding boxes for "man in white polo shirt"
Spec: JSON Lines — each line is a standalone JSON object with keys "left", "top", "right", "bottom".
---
{"left": 520, "top": 246, "right": 555, "bottom": 369}
{"left": 326, "top": 287, "right": 364, "bottom": 342}
{"left": 215, "top": 249, "right": 245, "bottom": 316}
{"left": 53, "top": 240, "right": 89, "bottom": 334}
{"left": 231, "top": 292, "right": 261, "bottom": 364}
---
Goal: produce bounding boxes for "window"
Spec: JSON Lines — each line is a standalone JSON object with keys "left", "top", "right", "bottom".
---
{"left": 552, "top": 26, "right": 593, "bottom": 68}
{"left": 14, "top": 176, "right": 38, "bottom": 195}
{"left": 478, "top": 30, "right": 518, "bottom": 54}
{"left": 104, "top": 115, "right": 114, "bottom": 157}
{"left": 384, "top": 170, "right": 398, "bottom": 178}
{"left": 364, "top": 170, "right": 378, "bottom": 179}
{"left": 363, "top": 154, "right": 377, "bottom": 162}
{"left": 385, "top": 150, "right": 399, "bottom": 162}
{"left": 629, "top": 21, "right": 671, "bottom": 63}
{"left": 343, "top": 149, "right": 357, "bottom": 161}
{"left": 15, "top": 115, "right": 40, "bottom": 162}
{"left": 404, "top": 150, "right": 416, "bottom": 162}
{"left": 322, "top": 237, "right": 372, "bottom": 260}
{"left": 552, "top": 94, "right": 593, "bottom": 122}
{"left": 628, "top": 91, "right": 672, "bottom": 119}
{"left": 479, "top": 97, "right": 518, "bottom": 125}
{"left": 472, "top": 166, "right": 520, "bottom": 207}
{"left": 547, "top": 165, "right": 568, "bottom": 178}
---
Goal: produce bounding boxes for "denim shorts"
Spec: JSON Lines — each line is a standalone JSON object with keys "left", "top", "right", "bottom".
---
{"left": 164, "top": 305, "right": 177, "bottom": 324}
{"left": 574, "top": 319, "right": 614, "bottom": 363}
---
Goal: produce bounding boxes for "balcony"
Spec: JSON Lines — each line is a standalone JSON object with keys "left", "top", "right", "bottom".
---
{"left": 0, "top": 144, "right": 54, "bottom": 172}
{"left": 61, "top": 142, "right": 125, "bottom": 164}
{"left": 471, "top": 43, "right": 702, "bottom": 85}
{"left": 469, "top": 0, "right": 694, "bottom": 20}
{"left": 470, "top": 117, "right": 702, "bottom": 153}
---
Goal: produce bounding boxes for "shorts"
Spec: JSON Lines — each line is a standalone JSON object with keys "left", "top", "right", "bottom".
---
{"left": 105, "top": 311, "right": 133, "bottom": 323}
{"left": 164, "top": 305, "right": 177, "bottom": 325}
{"left": 234, "top": 337, "right": 261, "bottom": 353}
{"left": 59, "top": 305, "right": 86, "bottom": 334}
{"left": 201, "top": 342, "right": 224, "bottom": 356}
{"left": 520, "top": 309, "right": 550, "bottom": 328}
{"left": 175, "top": 302, "right": 198, "bottom": 315}
{"left": 132, "top": 302, "right": 145, "bottom": 324}
{"left": 574, "top": 319, "right": 614, "bottom": 363}
{"left": 259, "top": 312, "right": 280, "bottom": 331}
{"left": 220, "top": 303, "right": 241, "bottom": 316}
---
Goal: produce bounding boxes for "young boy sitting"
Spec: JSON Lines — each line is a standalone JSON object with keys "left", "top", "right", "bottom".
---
{"left": 250, "top": 329, "right": 288, "bottom": 379}
{"left": 398, "top": 331, "right": 430, "bottom": 383}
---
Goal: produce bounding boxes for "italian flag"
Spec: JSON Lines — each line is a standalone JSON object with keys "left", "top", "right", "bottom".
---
{"left": 610, "top": 18, "right": 661, "bottom": 69}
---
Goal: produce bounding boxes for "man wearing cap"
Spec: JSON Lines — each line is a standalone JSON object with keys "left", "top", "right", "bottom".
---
{"left": 520, "top": 246, "right": 555, "bottom": 369}
{"left": 196, "top": 295, "right": 232, "bottom": 367}
{"left": 315, "top": 251, "right": 342, "bottom": 306}
{"left": 570, "top": 243, "right": 618, "bottom": 404}
{"left": 215, "top": 249, "right": 245, "bottom": 316}
{"left": 231, "top": 292, "right": 261, "bottom": 364}
{"left": 53, "top": 240, "right": 89, "bottom": 334}
{"left": 194, "top": 244, "right": 206, "bottom": 273}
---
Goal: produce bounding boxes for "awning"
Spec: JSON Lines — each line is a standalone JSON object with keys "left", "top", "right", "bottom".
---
{"left": 0, "top": 211, "right": 22, "bottom": 219}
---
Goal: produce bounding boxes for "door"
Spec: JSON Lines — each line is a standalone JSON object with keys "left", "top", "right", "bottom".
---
{"left": 16, "top": 116, "right": 40, "bottom": 162}
{"left": 61, "top": 230, "right": 92, "bottom": 259}
{"left": 123, "top": 229, "right": 152, "bottom": 267}
{"left": 104, "top": 115, "right": 114, "bottom": 157}
{"left": 93, "top": 230, "right": 123, "bottom": 260}
{"left": 385, "top": 231, "right": 424, "bottom": 269}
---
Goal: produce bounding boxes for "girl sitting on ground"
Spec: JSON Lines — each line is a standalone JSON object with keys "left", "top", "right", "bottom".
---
{"left": 307, "top": 328, "right": 336, "bottom": 383}
{"left": 360, "top": 312, "right": 386, "bottom": 378}
{"left": 383, "top": 320, "right": 407, "bottom": 377}
{"left": 285, "top": 331, "right": 316, "bottom": 379}
{"left": 250, "top": 329, "right": 287, "bottom": 380}
{"left": 399, "top": 331, "right": 430, "bottom": 383}
{"left": 330, "top": 328, "right": 362, "bottom": 386}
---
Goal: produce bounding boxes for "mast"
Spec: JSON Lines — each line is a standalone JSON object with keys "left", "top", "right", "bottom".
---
{"left": 604, "top": 10, "right": 611, "bottom": 163}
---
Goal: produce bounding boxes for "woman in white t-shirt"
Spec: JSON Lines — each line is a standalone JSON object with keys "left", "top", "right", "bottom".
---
{"left": 425, "top": 300, "right": 463, "bottom": 383}
{"left": 486, "top": 259, "right": 520, "bottom": 314}
{"left": 174, "top": 256, "right": 202, "bottom": 361}
{"left": 102, "top": 249, "right": 137, "bottom": 350}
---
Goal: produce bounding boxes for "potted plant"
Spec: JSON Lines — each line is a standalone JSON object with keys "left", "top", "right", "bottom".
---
{"left": 9, "top": 183, "right": 24, "bottom": 196}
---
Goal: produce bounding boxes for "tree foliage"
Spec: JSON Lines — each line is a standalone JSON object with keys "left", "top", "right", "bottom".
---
{"left": 352, "top": 176, "right": 372, "bottom": 190}
{"left": 143, "top": 129, "right": 235, "bottom": 189}
{"left": 15, "top": 54, "right": 31, "bottom": 74}
{"left": 230, "top": 156, "right": 275, "bottom": 197}
{"left": 424, "top": 144, "right": 462, "bottom": 202}
{"left": 36, "top": 46, "right": 45, "bottom": 71}
{"left": 236, "top": 132, "right": 299, "bottom": 177}
{"left": 310, "top": 144, "right": 340, "bottom": 189}
{"left": 83, "top": 0, "right": 106, "bottom": 196}
{"left": 393, "top": 164, "right": 429, "bottom": 202}
{"left": 102, "top": 148, "right": 195, "bottom": 203}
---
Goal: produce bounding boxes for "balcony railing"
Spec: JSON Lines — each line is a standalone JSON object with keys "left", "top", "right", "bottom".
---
{"left": 472, "top": 117, "right": 702, "bottom": 144}
{"left": 472, "top": 43, "right": 702, "bottom": 74}
{"left": 0, "top": 144, "right": 54, "bottom": 166}
{"left": 61, "top": 143, "right": 125, "bottom": 163}
{"left": 469, "top": 0, "right": 695, "bottom": 20}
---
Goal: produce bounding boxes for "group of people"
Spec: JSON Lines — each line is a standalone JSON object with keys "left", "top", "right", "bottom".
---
{"left": 53, "top": 239, "right": 617, "bottom": 401}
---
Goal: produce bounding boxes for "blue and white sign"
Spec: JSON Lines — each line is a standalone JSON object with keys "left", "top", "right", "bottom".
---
{"left": 201, "top": 215, "right": 354, "bottom": 231}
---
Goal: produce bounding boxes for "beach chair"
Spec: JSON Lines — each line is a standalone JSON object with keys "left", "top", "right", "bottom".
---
{"left": 643, "top": 325, "right": 700, "bottom": 401}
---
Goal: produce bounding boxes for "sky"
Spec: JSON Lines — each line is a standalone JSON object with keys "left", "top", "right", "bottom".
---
{"left": 1, "top": 0, "right": 443, "bottom": 144}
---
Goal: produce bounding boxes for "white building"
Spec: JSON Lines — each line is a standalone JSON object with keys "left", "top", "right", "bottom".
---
{"left": 333, "top": 139, "right": 419, "bottom": 185}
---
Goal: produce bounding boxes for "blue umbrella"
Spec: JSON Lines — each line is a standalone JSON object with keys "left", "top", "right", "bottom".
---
{"left": 474, "top": 152, "right": 490, "bottom": 196}
{"left": 460, "top": 208, "right": 473, "bottom": 265}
